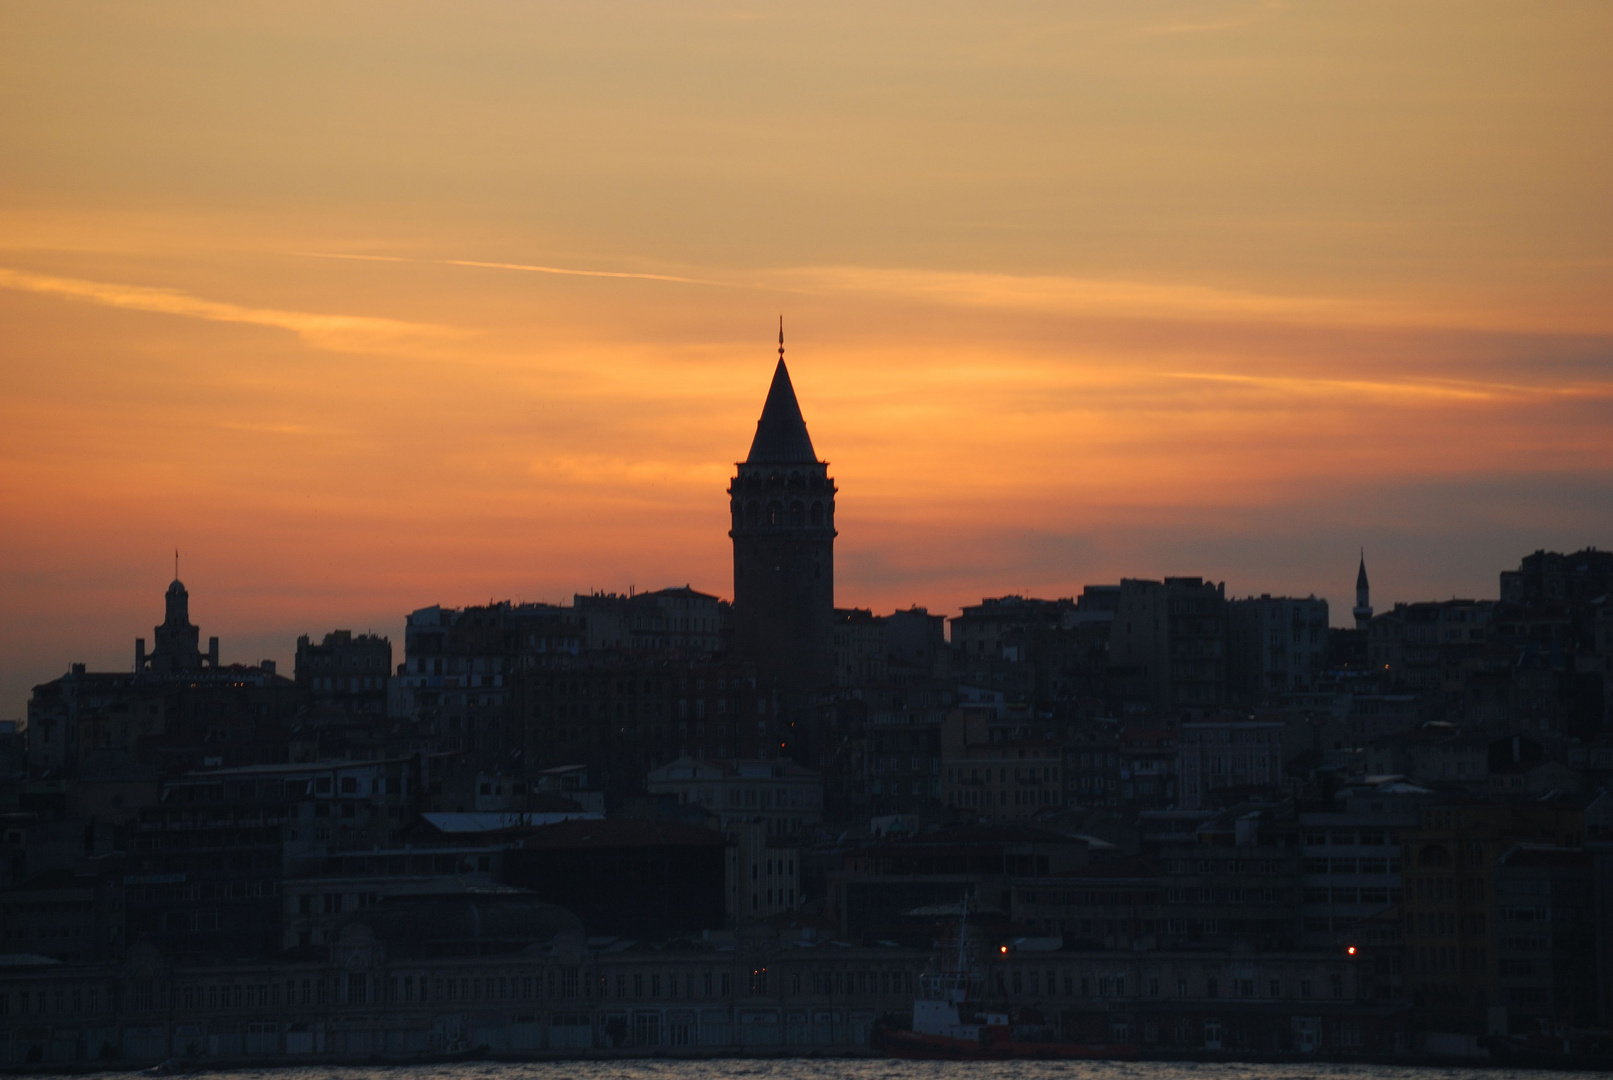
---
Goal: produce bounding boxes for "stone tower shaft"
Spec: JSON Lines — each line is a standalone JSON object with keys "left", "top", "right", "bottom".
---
{"left": 729, "top": 355, "right": 836, "bottom": 699}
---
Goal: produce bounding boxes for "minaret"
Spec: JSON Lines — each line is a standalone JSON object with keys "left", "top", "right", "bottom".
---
{"left": 1353, "top": 550, "right": 1373, "bottom": 629}
{"left": 729, "top": 321, "right": 837, "bottom": 706}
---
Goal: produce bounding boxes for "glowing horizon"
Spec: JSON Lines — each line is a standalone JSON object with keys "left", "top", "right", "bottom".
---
{"left": 2, "top": 2, "right": 1610, "bottom": 716}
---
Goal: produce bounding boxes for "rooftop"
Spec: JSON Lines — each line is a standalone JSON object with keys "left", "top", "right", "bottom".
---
{"left": 518, "top": 819, "right": 726, "bottom": 850}
{"left": 745, "top": 359, "right": 817, "bottom": 464}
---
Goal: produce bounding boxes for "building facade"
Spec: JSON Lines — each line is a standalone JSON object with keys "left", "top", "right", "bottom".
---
{"left": 1111, "top": 577, "right": 1229, "bottom": 712}
{"left": 294, "top": 631, "right": 391, "bottom": 717}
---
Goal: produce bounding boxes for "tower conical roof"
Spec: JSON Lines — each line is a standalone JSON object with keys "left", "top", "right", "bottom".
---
{"left": 1356, "top": 553, "right": 1370, "bottom": 591}
{"left": 745, "top": 360, "right": 818, "bottom": 464}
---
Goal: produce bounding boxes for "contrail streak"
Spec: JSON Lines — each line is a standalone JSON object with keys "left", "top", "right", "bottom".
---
{"left": 296, "top": 251, "right": 735, "bottom": 288}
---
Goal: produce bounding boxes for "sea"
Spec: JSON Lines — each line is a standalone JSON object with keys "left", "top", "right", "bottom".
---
{"left": 11, "top": 1061, "right": 1611, "bottom": 1080}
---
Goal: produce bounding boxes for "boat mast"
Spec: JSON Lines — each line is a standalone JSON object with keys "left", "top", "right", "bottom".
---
{"left": 955, "top": 892, "right": 970, "bottom": 974}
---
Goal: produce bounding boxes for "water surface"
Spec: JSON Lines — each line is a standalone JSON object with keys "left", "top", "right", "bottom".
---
{"left": 18, "top": 1060, "right": 1610, "bottom": 1080}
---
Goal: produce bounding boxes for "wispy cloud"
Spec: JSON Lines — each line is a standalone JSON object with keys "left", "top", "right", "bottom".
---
{"left": 291, "top": 248, "right": 1608, "bottom": 336}
{"left": 0, "top": 267, "right": 449, "bottom": 352}
{"left": 772, "top": 265, "right": 1611, "bottom": 334}
{"left": 778, "top": 265, "right": 1405, "bottom": 327}
{"left": 297, "top": 250, "right": 1356, "bottom": 324}
{"left": 445, "top": 259, "right": 730, "bottom": 287}
{"left": 1162, "top": 370, "right": 1613, "bottom": 403}
{"left": 297, "top": 251, "right": 737, "bottom": 288}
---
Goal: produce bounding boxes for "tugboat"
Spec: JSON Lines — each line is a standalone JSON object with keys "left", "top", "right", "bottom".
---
{"left": 873, "top": 900, "right": 1138, "bottom": 1060}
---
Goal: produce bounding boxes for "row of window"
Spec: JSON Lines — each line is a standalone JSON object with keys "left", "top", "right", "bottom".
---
{"left": 988, "top": 969, "right": 1342, "bottom": 1002}
{"left": 1, "top": 966, "right": 937, "bottom": 1019}
{"left": 1406, "top": 875, "right": 1485, "bottom": 902}
{"left": 0, "top": 987, "right": 105, "bottom": 1017}
{"left": 1302, "top": 832, "right": 1391, "bottom": 846}
{"left": 1303, "top": 857, "right": 1400, "bottom": 874}
{"left": 734, "top": 500, "right": 830, "bottom": 528}
{"left": 310, "top": 675, "right": 385, "bottom": 692}
{"left": 1, "top": 900, "right": 97, "bottom": 915}
{"left": 1164, "top": 917, "right": 1289, "bottom": 936}
{"left": 1180, "top": 727, "right": 1280, "bottom": 746}
{"left": 5, "top": 924, "right": 97, "bottom": 940}
{"left": 1302, "top": 887, "right": 1401, "bottom": 906}
{"left": 546, "top": 699, "right": 766, "bottom": 720}
{"left": 1020, "top": 889, "right": 1160, "bottom": 906}
{"left": 1409, "top": 945, "right": 1486, "bottom": 973}
{"left": 628, "top": 615, "right": 716, "bottom": 632}
{"left": 961, "top": 765, "right": 1061, "bottom": 784}
{"left": 948, "top": 788, "right": 1061, "bottom": 808}
{"left": 1160, "top": 859, "right": 1291, "bottom": 874}
{"left": 1166, "top": 887, "right": 1291, "bottom": 904}
{"left": 1190, "top": 754, "right": 1278, "bottom": 776}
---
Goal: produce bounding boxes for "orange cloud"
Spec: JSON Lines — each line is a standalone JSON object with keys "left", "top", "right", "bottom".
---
{"left": 2, "top": 1, "right": 1611, "bottom": 718}
{"left": 0, "top": 267, "right": 451, "bottom": 353}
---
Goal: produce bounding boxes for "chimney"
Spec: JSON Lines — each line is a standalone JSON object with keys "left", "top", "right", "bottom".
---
{"left": 208, "top": 636, "right": 219, "bottom": 667}
{"left": 135, "top": 638, "right": 146, "bottom": 670}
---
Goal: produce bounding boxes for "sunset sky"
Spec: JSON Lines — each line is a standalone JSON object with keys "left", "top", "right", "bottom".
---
{"left": 3, "top": 1, "right": 1611, "bottom": 717}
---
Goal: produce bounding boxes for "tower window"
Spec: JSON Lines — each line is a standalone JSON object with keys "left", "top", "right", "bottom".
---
{"left": 811, "top": 502, "right": 824, "bottom": 526}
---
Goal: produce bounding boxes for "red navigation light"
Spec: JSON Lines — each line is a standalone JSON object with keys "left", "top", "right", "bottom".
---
{"left": 1346, "top": 945, "right": 1358, "bottom": 956}
{"left": 999, "top": 945, "right": 1009, "bottom": 955}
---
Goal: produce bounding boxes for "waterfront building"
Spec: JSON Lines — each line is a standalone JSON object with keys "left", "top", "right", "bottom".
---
{"left": 1399, "top": 794, "right": 1584, "bottom": 1032}
{"left": 1493, "top": 844, "right": 1600, "bottom": 1031}
{"left": 0, "top": 931, "right": 1392, "bottom": 1066}
{"left": 828, "top": 822, "right": 1091, "bottom": 938}
{"left": 1297, "top": 808, "right": 1415, "bottom": 949}
{"left": 1153, "top": 804, "right": 1303, "bottom": 952}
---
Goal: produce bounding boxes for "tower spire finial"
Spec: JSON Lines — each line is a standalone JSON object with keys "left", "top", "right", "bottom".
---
{"left": 174, "top": 547, "right": 179, "bottom": 581}
{"left": 778, "top": 316, "right": 784, "bottom": 363}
